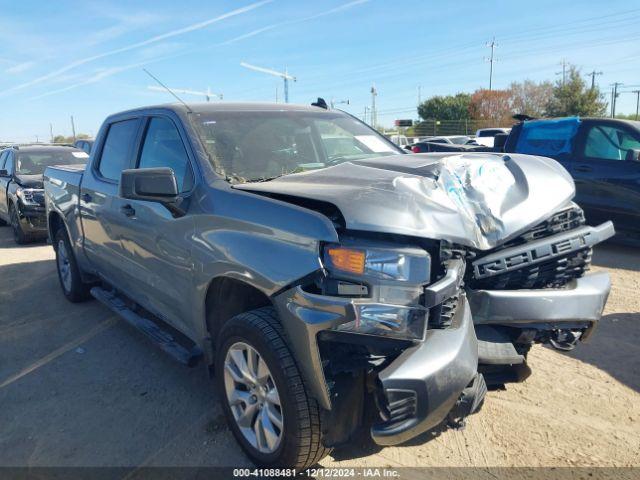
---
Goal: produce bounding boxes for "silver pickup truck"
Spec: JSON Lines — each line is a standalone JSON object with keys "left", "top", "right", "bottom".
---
{"left": 44, "top": 102, "right": 614, "bottom": 468}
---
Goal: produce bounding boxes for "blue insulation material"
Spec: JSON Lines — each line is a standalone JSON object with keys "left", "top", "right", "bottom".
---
{"left": 516, "top": 117, "right": 580, "bottom": 156}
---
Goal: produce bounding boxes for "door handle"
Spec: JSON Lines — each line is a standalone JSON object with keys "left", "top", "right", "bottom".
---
{"left": 81, "top": 193, "right": 92, "bottom": 203}
{"left": 120, "top": 204, "right": 136, "bottom": 217}
{"left": 574, "top": 165, "right": 592, "bottom": 173}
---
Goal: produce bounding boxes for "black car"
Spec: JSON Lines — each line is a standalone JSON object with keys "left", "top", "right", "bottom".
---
{"left": 504, "top": 117, "right": 640, "bottom": 241}
{"left": 0, "top": 145, "right": 89, "bottom": 243}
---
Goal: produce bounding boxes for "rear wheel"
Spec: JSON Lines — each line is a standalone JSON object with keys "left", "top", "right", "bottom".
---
{"left": 10, "top": 205, "right": 28, "bottom": 244}
{"left": 215, "top": 307, "right": 331, "bottom": 468}
{"left": 54, "top": 228, "right": 91, "bottom": 302}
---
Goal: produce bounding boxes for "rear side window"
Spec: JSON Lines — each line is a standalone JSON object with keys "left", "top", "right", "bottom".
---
{"left": 138, "top": 117, "right": 194, "bottom": 192}
{"left": 98, "top": 119, "right": 139, "bottom": 181}
{"left": 515, "top": 118, "right": 580, "bottom": 157}
{"left": 0, "top": 151, "right": 7, "bottom": 170}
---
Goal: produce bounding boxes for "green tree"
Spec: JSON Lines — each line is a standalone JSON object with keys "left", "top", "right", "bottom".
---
{"left": 52, "top": 133, "right": 90, "bottom": 144}
{"left": 546, "top": 66, "right": 607, "bottom": 117}
{"left": 417, "top": 93, "right": 472, "bottom": 120}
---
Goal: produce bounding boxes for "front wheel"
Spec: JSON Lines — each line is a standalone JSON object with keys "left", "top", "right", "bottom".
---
{"left": 54, "top": 228, "right": 91, "bottom": 302}
{"left": 215, "top": 307, "right": 331, "bottom": 468}
{"left": 10, "top": 205, "right": 28, "bottom": 244}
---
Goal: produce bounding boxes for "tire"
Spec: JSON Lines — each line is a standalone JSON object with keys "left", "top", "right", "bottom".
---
{"left": 53, "top": 228, "right": 91, "bottom": 302}
{"left": 215, "top": 307, "right": 331, "bottom": 469}
{"left": 9, "top": 205, "right": 28, "bottom": 244}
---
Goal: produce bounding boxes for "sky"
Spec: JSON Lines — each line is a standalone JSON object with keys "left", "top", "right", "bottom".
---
{"left": 0, "top": 0, "right": 639, "bottom": 142}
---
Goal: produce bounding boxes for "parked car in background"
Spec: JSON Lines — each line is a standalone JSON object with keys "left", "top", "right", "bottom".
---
{"left": 74, "top": 139, "right": 94, "bottom": 154}
{"left": 504, "top": 117, "right": 640, "bottom": 241}
{"left": 0, "top": 145, "right": 88, "bottom": 243}
{"left": 475, "top": 127, "right": 511, "bottom": 147}
{"left": 420, "top": 135, "right": 472, "bottom": 145}
{"left": 389, "top": 134, "right": 410, "bottom": 147}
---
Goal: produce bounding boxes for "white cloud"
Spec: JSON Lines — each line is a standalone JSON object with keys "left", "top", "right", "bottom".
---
{"left": 1, "top": 0, "right": 272, "bottom": 96}
{"left": 6, "top": 61, "right": 36, "bottom": 74}
{"left": 220, "top": 0, "right": 371, "bottom": 45}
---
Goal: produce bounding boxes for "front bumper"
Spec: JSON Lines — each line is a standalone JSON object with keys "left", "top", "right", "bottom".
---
{"left": 16, "top": 204, "right": 48, "bottom": 235}
{"left": 274, "top": 266, "right": 481, "bottom": 446}
{"left": 371, "top": 295, "right": 480, "bottom": 446}
{"left": 467, "top": 271, "right": 611, "bottom": 337}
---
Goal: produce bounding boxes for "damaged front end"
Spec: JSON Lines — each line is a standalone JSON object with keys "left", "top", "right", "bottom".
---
{"left": 463, "top": 203, "right": 614, "bottom": 386}
{"left": 273, "top": 237, "right": 485, "bottom": 448}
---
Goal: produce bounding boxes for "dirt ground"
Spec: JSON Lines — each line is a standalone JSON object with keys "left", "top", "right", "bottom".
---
{"left": 0, "top": 226, "right": 638, "bottom": 471}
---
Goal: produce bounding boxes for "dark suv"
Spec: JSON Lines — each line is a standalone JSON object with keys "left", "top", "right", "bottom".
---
{"left": 0, "top": 145, "right": 88, "bottom": 243}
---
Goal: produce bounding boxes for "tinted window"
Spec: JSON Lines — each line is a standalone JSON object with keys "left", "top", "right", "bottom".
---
{"left": 0, "top": 151, "right": 7, "bottom": 170}
{"left": 583, "top": 125, "right": 640, "bottom": 161}
{"left": 138, "top": 117, "right": 194, "bottom": 192}
{"left": 98, "top": 119, "right": 139, "bottom": 181}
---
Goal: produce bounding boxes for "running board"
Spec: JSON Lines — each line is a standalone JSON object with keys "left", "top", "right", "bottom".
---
{"left": 90, "top": 287, "right": 203, "bottom": 367}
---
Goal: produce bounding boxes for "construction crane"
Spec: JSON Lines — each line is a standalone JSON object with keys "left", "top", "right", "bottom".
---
{"left": 147, "top": 86, "right": 222, "bottom": 101}
{"left": 240, "top": 62, "right": 296, "bottom": 103}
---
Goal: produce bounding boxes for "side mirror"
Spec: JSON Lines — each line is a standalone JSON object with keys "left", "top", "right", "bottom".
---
{"left": 626, "top": 149, "right": 640, "bottom": 162}
{"left": 120, "top": 167, "right": 185, "bottom": 216}
{"left": 0, "top": 169, "right": 8, "bottom": 177}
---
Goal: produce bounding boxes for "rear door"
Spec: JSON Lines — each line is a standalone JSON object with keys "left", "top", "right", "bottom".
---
{"left": 114, "top": 114, "right": 196, "bottom": 335}
{"left": 572, "top": 120, "right": 640, "bottom": 232}
{"left": 80, "top": 117, "right": 142, "bottom": 283}
{"left": 0, "top": 152, "right": 16, "bottom": 221}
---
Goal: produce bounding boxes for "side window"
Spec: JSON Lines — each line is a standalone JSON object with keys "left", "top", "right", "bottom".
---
{"left": 0, "top": 151, "right": 7, "bottom": 170}
{"left": 98, "top": 119, "right": 139, "bottom": 181}
{"left": 583, "top": 125, "right": 640, "bottom": 161}
{"left": 138, "top": 117, "right": 194, "bottom": 192}
{"left": 5, "top": 153, "right": 14, "bottom": 174}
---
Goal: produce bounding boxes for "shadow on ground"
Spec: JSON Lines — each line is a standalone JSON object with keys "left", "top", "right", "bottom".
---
{"left": 555, "top": 312, "right": 640, "bottom": 393}
{"left": 592, "top": 243, "right": 640, "bottom": 272}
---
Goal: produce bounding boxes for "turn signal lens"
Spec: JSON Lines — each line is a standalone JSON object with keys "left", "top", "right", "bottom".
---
{"left": 326, "top": 247, "right": 365, "bottom": 275}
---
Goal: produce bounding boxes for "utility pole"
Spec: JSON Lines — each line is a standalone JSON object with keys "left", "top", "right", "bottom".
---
{"left": 556, "top": 59, "right": 568, "bottom": 86}
{"left": 611, "top": 82, "right": 623, "bottom": 117}
{"left": 275, "top": 86, "right": 279, "bottom": 103}
{"left": 586, "top": 70, "right": 603, "bottom": 89}
{"left": 485, "top": 37, "right": 497, "bottom": 91}
{"left": 417, "top": 85, "right": 422, "bottom": 104}
{"left": 49, "top": 123, "right": 54, "bottom": 143}
{"left": 370, "top": 84, "right": 377, "bottom": 129}
{"left": 633, "top": 90, "right": 640, "bottom": 121}
{"left": 70, "top": 116, "right": 77, "bottom": 142}
{"left": 363, "top": 106, "right": 369, "bottom": 124}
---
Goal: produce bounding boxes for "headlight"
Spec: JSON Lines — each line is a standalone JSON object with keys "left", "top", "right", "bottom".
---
{"left": 322, "top": 243, "right": 430, "bottom": 341}
{"left": 323, "top": 244, "right": 429, "bottom": 283}
{"left": 16, "top": 187, "right": 43, "bottom": 206}
{"left": 338, "top": 303, "right": 427, "bottom": 341}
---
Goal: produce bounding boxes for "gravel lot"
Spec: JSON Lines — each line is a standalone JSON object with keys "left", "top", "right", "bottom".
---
{"left": 1, "top": 226, "right": 638, "bottom": 471}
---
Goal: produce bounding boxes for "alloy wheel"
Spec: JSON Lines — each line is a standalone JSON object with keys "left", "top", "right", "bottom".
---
{"left": 223, "top": 341, "right": 284, "bottom": 454}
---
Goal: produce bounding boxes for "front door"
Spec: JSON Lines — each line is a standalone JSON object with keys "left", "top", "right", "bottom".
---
{"left": 114, "top": 115, "right": 196, "bottom": 336}
{"left": 571, "top": 121, "right": 640, "bottom": 233}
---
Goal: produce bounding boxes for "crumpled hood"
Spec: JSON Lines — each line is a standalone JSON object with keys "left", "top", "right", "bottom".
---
{"left": 234, "top": 153, "right": 575, "bottom": 250}
{"left": 14, "top": 174, "right": 44, "bottom": 189}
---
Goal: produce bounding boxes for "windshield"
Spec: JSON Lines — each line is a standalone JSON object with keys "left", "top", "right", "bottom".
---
{"left": 16, "top": 150, "right": 88, "bottom": 175}
{"left": 191, "top": 110, "right": 403, "bottom": 182}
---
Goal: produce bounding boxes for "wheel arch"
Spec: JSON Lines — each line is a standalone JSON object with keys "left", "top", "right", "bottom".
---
{"left": 204, "top": 275, "right": 273, "bottom": 361}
